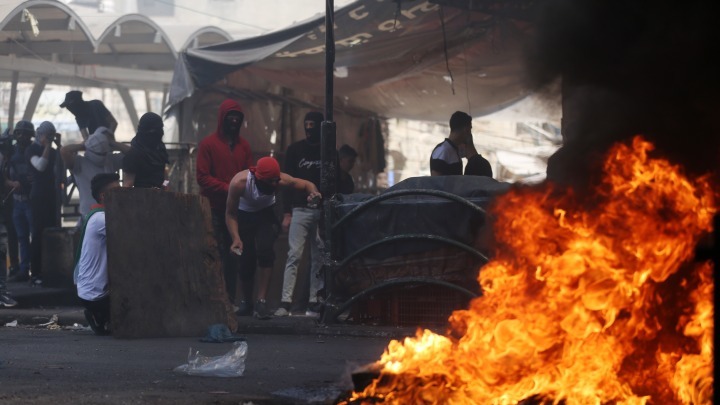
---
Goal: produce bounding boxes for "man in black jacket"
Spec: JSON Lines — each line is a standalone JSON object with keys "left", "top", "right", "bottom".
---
{"left": 274, "top": 112, "right": 325, "bottom": 317}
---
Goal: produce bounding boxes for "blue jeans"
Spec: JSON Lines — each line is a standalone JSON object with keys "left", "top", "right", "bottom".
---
{"left": 12, "top": 199, "right": 32, "bottom": 275}
{"left": 280, "top": 207, "right": 323, "bottom": 304}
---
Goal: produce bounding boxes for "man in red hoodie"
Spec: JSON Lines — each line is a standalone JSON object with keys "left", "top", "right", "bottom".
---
{"left": 196, "top": 99, "right": 253, "bottom": 314}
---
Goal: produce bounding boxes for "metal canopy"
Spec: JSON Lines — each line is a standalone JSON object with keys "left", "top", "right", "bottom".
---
{"left": 0, "top": 0, "right": 233, "bottom": 90}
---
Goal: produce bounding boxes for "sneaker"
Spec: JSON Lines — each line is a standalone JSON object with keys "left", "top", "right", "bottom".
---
{"left": 235, "top": 300, "right": 252, "bottom": 316}
{"left": 8, "top": 272, "right": 29, "bottom": 283}
{"left": 84, "top": 310, "right": 110, "bottom": 336}
{"left": 0, "top": 293, "right": 18, "bottom": 308}
{"left": 274, "top": 302, "right": 291, "bottom": 317}
{"left": 253, "top": 300, "right": 272, "bottom": 320}
{"left": 305, "top": 301, "right": 324, "bottom": 317}
{"left": 30, "top": 277, "right": 42, "bottom": 287}
{"left": 84, "top": 310, "right": 107, "bottom": 335}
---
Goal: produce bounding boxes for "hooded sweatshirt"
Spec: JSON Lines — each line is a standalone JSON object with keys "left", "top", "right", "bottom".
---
{"left": 196, "top": 99, "right": 253, "bottom": 212}
{"left": 122, "top": 112, "right": 168, "bottom": 188}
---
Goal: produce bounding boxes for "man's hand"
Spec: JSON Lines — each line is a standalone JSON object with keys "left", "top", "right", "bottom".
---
{"left": 464, "top": 133, "right": 478, "bottom": 158}
{"left": 306, "top": 191, "right": 322, "bottom": 208}
{"left": 307, "top": 190, "right": 322, "bottom": 201}
{"left": 282, "top": 213, "right": 292, "bottom": 233}
{"left": 8, "top": 180, "right": 21, "bottom": 189}
{"left": 230, "top": 239, "right": 243, "bottom": 256}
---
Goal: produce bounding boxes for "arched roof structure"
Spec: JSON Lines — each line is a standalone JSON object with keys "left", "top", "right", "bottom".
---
{"left": 180, "top": 26, "right": 233, "bottom": 52}
{"left": 95, "top": 14, "right": 176, "bottom": 71}
{"left": 0, "top": 0, "right": 240, "bottom": 130}
{"left": 0, "top": 0, "right": 236, "bottom": 90}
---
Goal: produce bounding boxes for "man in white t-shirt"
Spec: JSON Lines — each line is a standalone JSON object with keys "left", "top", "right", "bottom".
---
{"left": 60, "top": 127, "right": 129, "bottom": 227}
{"left": 75, "top": 173, "right": 120, "bottom": 335}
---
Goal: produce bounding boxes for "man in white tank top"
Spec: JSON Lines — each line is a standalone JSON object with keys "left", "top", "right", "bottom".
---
{"left": 225, "top": 157, "right": 321, "bottom": 319}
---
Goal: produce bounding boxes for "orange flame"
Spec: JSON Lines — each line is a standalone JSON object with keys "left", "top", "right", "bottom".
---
{"left": 343, "top": 136, "right": 715, "bottom": 404}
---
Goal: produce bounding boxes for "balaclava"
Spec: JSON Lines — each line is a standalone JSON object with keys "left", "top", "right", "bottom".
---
{"left": 14, "top": 120, "right": 34, "bottom": 147}
{"left": 304, "top": 111, "right": 324, "bottom": 144}
{"left": 222, "top": 110, "right": 244, "bottom": 140}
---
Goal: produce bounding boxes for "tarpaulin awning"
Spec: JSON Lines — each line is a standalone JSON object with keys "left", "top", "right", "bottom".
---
{"left": 168, "top": 0, "right": 534, "bottom": 122}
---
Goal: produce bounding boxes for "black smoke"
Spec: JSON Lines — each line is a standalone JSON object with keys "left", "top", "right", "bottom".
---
{"left": 524, "top": 0, "right": 720, "bottom": 188}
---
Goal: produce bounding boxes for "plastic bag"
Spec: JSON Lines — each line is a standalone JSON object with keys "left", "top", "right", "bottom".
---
{"left": 173, "top": 341, "right": 247, "bottom": 377}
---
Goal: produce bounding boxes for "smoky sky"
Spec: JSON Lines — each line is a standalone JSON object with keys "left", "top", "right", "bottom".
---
{"left": 523, "top": 0, "right": 720, "bottom": 185}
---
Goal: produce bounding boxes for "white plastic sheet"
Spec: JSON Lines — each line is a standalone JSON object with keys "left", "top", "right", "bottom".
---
{"left": 173, "top": 341, "right": 247, "bottom": 377}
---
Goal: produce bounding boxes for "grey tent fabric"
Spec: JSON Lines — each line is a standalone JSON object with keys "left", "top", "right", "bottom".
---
{"left": 167, "top": 0, "right": 532, "bottom": 121}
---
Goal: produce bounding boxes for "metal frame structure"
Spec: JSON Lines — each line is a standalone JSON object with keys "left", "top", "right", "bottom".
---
{"left": 319, "top": 189, "right": 490, "bottom": 324}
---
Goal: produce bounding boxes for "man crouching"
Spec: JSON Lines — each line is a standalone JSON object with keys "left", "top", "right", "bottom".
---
{"left": 75, "top": 173, "right": 120, "bottom": 335}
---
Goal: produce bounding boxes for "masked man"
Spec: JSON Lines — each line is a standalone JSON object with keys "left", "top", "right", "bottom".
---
{"left": 5, "top": 121, "right": 34, "bottom": 283}
{"left": 61, "top": 127, "right": 130, "bottom": 227}
{"left": 225, "top": 157, "right": 320, "bottom": 320}
{"left": 196, "top": 99, "right": 253, "bottom": 313}
{"left": 26, "top": 121, "right": 63, "bottom": 286}
{"left": 275, "top": 112, "right": 326, "bottom": 317}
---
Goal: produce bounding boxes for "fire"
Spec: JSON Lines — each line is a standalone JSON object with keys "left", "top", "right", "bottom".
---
{"left": 342, "top": 136, "right": 715, "bottom": 404}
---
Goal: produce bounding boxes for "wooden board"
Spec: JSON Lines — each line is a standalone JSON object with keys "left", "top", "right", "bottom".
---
{"left": 105, "top": 188, "right": 237, "bottom": 338}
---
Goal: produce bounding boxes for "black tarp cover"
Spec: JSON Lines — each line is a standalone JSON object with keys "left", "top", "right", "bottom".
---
{"left": 334, "top": 175, "right": 510, "bottom": 260}
{"left": 169, "top": 0, "right": 532, "bottom": 122}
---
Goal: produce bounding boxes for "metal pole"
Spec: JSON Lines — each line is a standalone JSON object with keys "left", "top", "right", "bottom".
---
{"left": 320, "top": 0, "right": 338, "bottom": 314}
{"left": 321, "top": 0, "right": 337, "bottom": 253}
{"left": 324, "top": 0, "right": 335, "bottom": 122}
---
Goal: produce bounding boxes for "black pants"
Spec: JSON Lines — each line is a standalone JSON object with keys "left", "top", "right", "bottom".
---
{"left": 79, "top": 295, "right": 111, "bottom": 334}
{"left": 236, "top": 206, "right": 279, "bottom": 302}
{"left": 30, "top": 198, "right": 58, "bottom": 279}
{"left": 3, "top": 198, "right": 19, "bottom": 268}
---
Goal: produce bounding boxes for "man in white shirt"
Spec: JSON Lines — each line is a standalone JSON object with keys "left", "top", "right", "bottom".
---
{"left": 75, "top": 172, "right": 120, "bottom": 335}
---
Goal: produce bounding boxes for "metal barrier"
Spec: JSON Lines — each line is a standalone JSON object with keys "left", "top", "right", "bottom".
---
{"left": 60, "top": 142, "right": 197, "bottom": 223}
{"left": 320, "top": 190, "right": 490, "bottom": 324}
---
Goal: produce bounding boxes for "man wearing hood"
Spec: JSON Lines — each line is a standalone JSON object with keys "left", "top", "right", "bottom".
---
{"left": 275, "top": 111, "right": 325, "bottom": 317}
{"left": 61, "top": 127, "right": 130, "bottom": 226}
{"left": 0, "top": 127, "right": 18, "bottom": 306}
{"left": 1, "top": 128, "right": 21, "bottom": 281}
{"left": 196, "top": 99, "right": 253, "bottom": 312}
{"left": 26, "top": 121, "right": 63, "bottom": 286}
{"left": 122, "top": 112, "right": 168, "bottom": 188}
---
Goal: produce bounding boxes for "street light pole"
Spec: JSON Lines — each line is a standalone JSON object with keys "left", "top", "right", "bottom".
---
{"left": 321, "top": 0, "right": 338, "bottom": 263}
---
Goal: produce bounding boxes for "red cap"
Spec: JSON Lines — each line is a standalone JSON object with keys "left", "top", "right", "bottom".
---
{"left": 250, "top": 157, "right": 281, "bottom": 180}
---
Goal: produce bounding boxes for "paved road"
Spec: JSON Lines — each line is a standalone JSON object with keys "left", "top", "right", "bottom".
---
{"left": 0, "top": 326, "right": 391, "bottom": 404}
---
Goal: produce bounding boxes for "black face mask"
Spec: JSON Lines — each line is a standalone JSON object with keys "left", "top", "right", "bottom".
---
{"left": 223, "top": 113, "right": 243, "bottom": 138}
{"left": 14, "top": 133, "right": 31, "bottom": 147}
{"left": 143, "top": 128, "right": 164, "bottom": 145}
{"left": 255, "top": 179, "right": 277, "bottom": 195}
{"left": 66, "top": 103, "right": 81, "bottom": 115}
{"left": 305, "top": 124, "right": 321, "bottom": 144}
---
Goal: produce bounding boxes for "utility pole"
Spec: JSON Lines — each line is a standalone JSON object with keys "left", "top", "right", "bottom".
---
{"left": 321, "top": 0, "right": 338, "bottom": 262}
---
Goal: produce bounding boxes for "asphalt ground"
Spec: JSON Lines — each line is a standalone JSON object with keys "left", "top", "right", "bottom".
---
{"left": 0, "top": 326, "right": 391, "bottom": 404}
{"left": 0, "top": 280, "right": 425, "bottom": 404}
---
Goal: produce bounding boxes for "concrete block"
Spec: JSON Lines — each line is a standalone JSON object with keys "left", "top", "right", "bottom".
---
{"left": 105, "top": 188, "right": 237, "bottom": 338}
